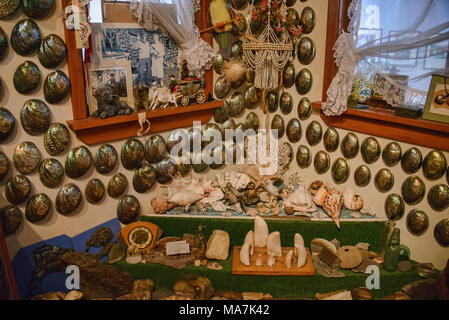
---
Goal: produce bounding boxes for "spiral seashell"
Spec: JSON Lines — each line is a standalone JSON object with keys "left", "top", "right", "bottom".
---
{"left": 38, "top": 33, "right": 66, "bottom": 68}
{"left": 94, "top": 144, "right": 117, "bottom": 174}
{"left": 13, "top": 141, "right": 41, "bottom": 174}
{"left": 65, "top": 146, "right": 92, "bottom": 179}
{"left": 0, "top": 151, "right": 10, "bottom": 182}
{"left": 56, "top": 183, "right": 82, "bottom": 215}
{"left": 0, "top": 205, "right": 23, "bottom": 235}
{"left": 117, "top": 195, "right": 140, "bottom": 225}
{"left": 22, "top": 0, "right": 54, "bottom": 19}
{"left": 107, "top": 173, "right": 128, "bottom": 198}
{"left": 5, "top": 175, "right": 32, "bottom": 205}
{"left": 323, "top": 189, "right": 344, "bottom": 228}
{"left": 44, "top": 122, "right": 70, "bottom": 156}
{"left": 13, "top": 60, "right": 40, "bottom": 94}
{"left": 25, "top": 193, "right": 51, "bottom": 223}
{"left": 43, "top": 70, "right": 70, "bottom": 104}
{"left": 11, "top": 19, "right": 41, "bottom": 56}
{"left": 38, "top": 158, "right": 63, "bottom": 188}
{"left": 308, "top": 180, "right": 324, "bottom": 196}
{"left": 20, "top": 99, "right": 51, "bottom": 135}
{"left": 150, "top": 197, "right": 174, "bottom": 214}
{"left": 312, "top": 185, "right": 328, "bottom": 206}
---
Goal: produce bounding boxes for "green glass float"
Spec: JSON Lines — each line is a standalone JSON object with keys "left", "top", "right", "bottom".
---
{"left": 202, "top": 123, "right": 221, "bottom": 148}
{"left": 300, "top": 6, "right": 316, "bottom": 34}
{"left": 399, "top": 244, "right": 410, "bottom": 261}
{"left": 286, "top": 118, "right": 301, "bottom": 143}
{"left": 332, "top": 157, "right": 350, "bottom": 184}
{"left": 422, "top": 150, "right": 447, "bottom": 181}
{"left": 25, "top": 193, "right": 51, "bottom": 223}
{"left": 279, "top": 91, "right": 293, "bottom": 114}
{"left": 374, "top": 168, "right": 394, "bottom": 193}
{"left": 271, "top": 114, "right": 285, "bottom": 139}
{"left": 406, "top": 209, "right": 429, "bottom": 236}
{"left": 229, "top": 91, "right": 245, "bottom": 117}
{"left": 44, "top": 122, "right": 70, "bottom": 156}
{"left": 361, "top": 137, "right": 381, "bottom": 164}
{"left": 0, "top": 27, "right": 7, "bottom": 61}
{"left": 297, "top": 36, "right": 316, "bottom": 65}
{"left": 22, "top": 0, "right": 54, "bottom": 19}
{"left": 65, "top": 146, "right": 92, "bottom": 179}
{"left": 94, "top": 144, "right": 117, "bottom": 175}
{"left": 132, "top": 163, "right": 156, "bottom": 193}
{"left": 401, "top": 147, "right": 422, "bottom": 174}
{"left": 314, "top": 150, "right": 330, "bottom": 174}
{"left": 43, "top": 70, "right": 70, "bottom": 104}
{"left": 221, "top": 118, "right": 236, "bottom": 139}
{"left": 85, "top": 178, "right": 105, "bottom": 204}
{"left": 434, "top": 219, "right": 449, "bottom": 247}
{"left": 0, "top": 107, "right": 15, "bottom": 142}
{"left": 401, "top": 175, "right": 425, "bottom": 205}
{"left": 5, "top": 175, "right": 31, "bottom": 205}
{"left": 213, "top": 103, "right": 230, "bottom": 123}
{"left": 20, "top": 99, "right": 51, "bottom": 135}
{"left": 267, "top": 90, "right": 279, "bottom": 113}
{"left": 296, "top": 145, "right": 311, "bottom": 169}
{"left": 341, "top": 132, "right": 359, "bottom": 159}
{"left": 155, "top": 157, "right": 178, "bottom": 184}
{"left": 214, "top": 76, "right": 231, "bottom": 99}
{"left": 0, "top": 205, "right": 22, "bottom": 235}
{"left": 295, "top": 68, "right": 313, "bottom": 95}
{"left": 56, "top": 183, "right": 81, "bottom": 215}
{"left": 244, "top": 86, "right": 260, "bottom": 109}
{"left": 13, "top": 141, "right": 40, "bottom": 174}
{"left": 282, "top": 62, "right": 295, "bottom": 89}
{"left": 38, "top": 158, "right": 63, "bottom": 188}
{"left": 13, "top": 60, "right": 40, "bottom": 94}
{"left": 245, "top": 112, "right": 259, "bottom": 131}
{"left": 385, "top": 193, "right": 405, "bottom": 221}
{"left": 0, "top": 151, "right": 9, "bottom": 182}
{"left": 213, "top": 51, "right": 226, "bottom": 75}
{"left": 11, "top": 19, "right": 41, "bottom": 56}
{"left": 323, "top": 127, "right": 339, "bottom": 152}
{"left": 0, "top": 0, "right": 20, "bottom": 19}
{"left": 382, "top": 142, "right": 402, "bottom": 167}
{"left": 144, "top": 134, "right": 167, "bottom": 164}
{"left": 192, "top": 151, "right": 209, "bottom": 174}
{"left": 121, "top": 138, "right": 145, "bottom": 170}
{"left": 108, "top": 173, "right": 128, "bottom": 198}
{"left": 37, "top": 34, "right": 67, "bottom": 69}
{"left": 427, "top": 184, "right": 449, "bottom": 212}
{"left": 354, "top": 164, "right": 371, "bottom": 187}
{"left": 117, "top": 195, "right": 140, "bottom": 225}
{"left": 231, "top": 40, "right": 243, "bottom": 59}
{"left": 306, "top": 120, "right": 322, "bottom": 146}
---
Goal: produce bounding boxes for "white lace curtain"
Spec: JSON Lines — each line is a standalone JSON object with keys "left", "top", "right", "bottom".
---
{"left": 322, "top": 0, "right": 449, "bottom": 116}
{"left": 130, "top": 0, "right": 215, "bottom": 77}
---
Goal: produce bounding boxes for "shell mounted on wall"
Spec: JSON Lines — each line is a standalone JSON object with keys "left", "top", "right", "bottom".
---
{"left": 0, "top": 205, "right": 23, "bottom": 235}
{"left": 13, "top": 141, "right": 41, "bottom": 174}
{"left": 85, "top": 178, "right": 105, "bottom": 204}
{"left": 25, "top": 193, "right": 51, "bottom": 223}
{"left": 245, "top": 112, "right": 259, "bottom": 131}
{"left": 229, "top": 91, "right": 245, "bottom": 117}
{"left": 266, "top": 90, "right": 279, "bottom": 113}
{"left": 20, "top": 99, "right": 51, "bottom": 135}
{"left": 406, "top": 209, "right": 429, "bottom": 236}
{"left": 297, "top": 36, "right": 316, "bottom": 65}
{"left": 305, "top": 120, "right": 322, "bottom": 146}
{"left": 374, "top": 168, "right": 394, "bottom": 193}
{"left": 213, "top": 50, "right": 226, "bottom": 74}
{"left": 434, "top": 219, "right": 449, "bottom": 247}
{"left": 65, "top": 146, "right": 92, "bottom": 179}
{"left": 401, "top": 175, "right": 425, "bottom": 205}
{"left": 214, "top": 76, "right": 231, "bottom": 99}
{"left": 323, "top": 127, "right": 339, "bottom": 152}
{"left": 44, "top": 122, "right": 70, "bottom": 156}
{"left": 354, "top": 164, "right": 371, "bottom": 187}
{"left": 117, "top": 195, "right": 140, "bottom": 225}
{"left": 22, "top": 0, "right": 54, "bottom": 19}
{"left": 5, "top": 175, "right": 32, "bottom": 205}
{"left": 144, "top": 134, "right": 167, "bottom": 164}
{"left": 401, "top": 147, "right": 422, "bottom": 174}
{"left": 422, "top": 150, "right": 447, "bottom": 181}
{"left": 300, "top": 6, "right": 316, "bottom": 34}
{"left": 332, "top": 157, "right": 350, "bottom": 184}
{"left": 107, "top": 173, "right": 128, "bottom": 198}
{"left": 94, "top": 144, "right": 118, "bottom": 175}
{"left": 0, "top": 151, "right": 9, "bottom": 182}
{"left": 0, "top": 107, "right": 15, "bottom": 142}
{"left": 43, "top": 70, "right": 70, "bottom": 104}
{"left": 56, "top": 183, "right": 82, "bottom": 215}
{"left": 0, "top": 27, "right": 7, "bottom": 61}
{"left": 341, "top": 132, "right": 359, "bottom": 159}
{"left": 0, "top": 0, "right": 20, "bottom": 19}
{"left": 213, "top": 103, "right": 230, "bottom": 123}
{"left": 385, "top": 193, "right": 405, "bottom": 221}
{"left": 13, "top": 60, "right": 40, "bottom": 94}
{"left": 155, "top": 157, "right": 178, "bottom": 184}
{"left": 295, "top": 68, "right": 313, "bottom": 95}
{"left": 314, "top": 150, "right": 330, "bottom": 174}
{"left": 39, "top": 157, "right": 64, "bottom": 188}
{"left": 133, "top": 163, "right": 156, "bottom": 193}
{"left": 121, "top": 138, "right": 145, "bottom": 170}
{"left": 361, "top": 137, "right": 381, "bottom": 164}
{"left": 427, "top": 184, "right": 449, "bottom": 212}
{"left": 296, "top": 145, "right": 311, "bottom": 168}
{"left": 279, "top": 91, "right": 293, "bottom": 114}
{"left": 271, "top": 114, "right": 285, "bottom": 139}
{"left": 244, "top": 86, "right": 261, "bottom": 109}
{"left": 382, "top": 142, "right": 402, "bottom": 167}
{"left": 282, "top": 62, "right": 296, "bottom": 89}
{"left": 286, "top": 118, "right": 301, "bottom": 143}
{"left": 11, "top": 19, "right": 41, "bottom": 56}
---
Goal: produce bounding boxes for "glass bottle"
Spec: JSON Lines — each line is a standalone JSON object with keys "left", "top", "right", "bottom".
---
{"left": 383, "top": 228, "right": 401, "bottom": 271}
{"left": 377, "top": 220, "right": 395, "bottom": 257}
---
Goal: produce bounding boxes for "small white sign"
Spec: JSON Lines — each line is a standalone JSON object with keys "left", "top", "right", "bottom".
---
{"left": 166, "top": 240, "right": 190, "bottom": 256}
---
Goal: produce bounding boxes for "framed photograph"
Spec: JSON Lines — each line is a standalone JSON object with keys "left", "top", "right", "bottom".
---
{"left": 387, "top": 31, "right": 420, "bottom": 67}
{"left": 424, "top": 40, "right": 449, "bottom": 70}
{"left": 422, "top": 75, "right": 449, "bottom": 124}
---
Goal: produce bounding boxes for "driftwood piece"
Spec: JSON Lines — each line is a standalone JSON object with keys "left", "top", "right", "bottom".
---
{"left": 146, "top": 251, "right": 197, "bottom": 270}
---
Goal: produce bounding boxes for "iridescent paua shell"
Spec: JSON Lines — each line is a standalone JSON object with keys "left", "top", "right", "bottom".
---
{"left": 5, "top": 175, "right": 31, "bottom": 205}
{"left": 354, "top": 165, "right": 371, "bottom": 187}
{"left": 0, "top": 0, "right": 20, "bottom": 19}
{"left": 176, "top": 156, "right": 192, "bottom": 176}
{"left": 213, "top": 50, "right": 226, "bottom": 75}
{"left": 22, "top": 0, "right": 54, "bottom": 19}
{"left": 121, "top": 138, "right": 145, "bottom": 170}
{"left": 271, "top": 114, "right": 285, "bottom": 139}
{"left": 133, "top": 163, "right": 156, "bottom": 193}
{"left": 56, "top": 183, "right": 81, "bottom": 215}
{"left": 221, "top": 118, "right": 236, "bottom": 139}
{"left": 0, "top": 151, "right": 9, "bottom": 182}
{"left": 286, "top": 8, "right": 300, "bottom": 27}
{"left": 382, "top": 142, "right": 402, "bottom": 167}
{"left": 286, "top": 118, "right": 301, "bottom": 143}
{"left": 210, "top": 146, "right": 226, "bottom": 170}
{"left": 94, "top": 144, "right": 117, "bottom": 174}
{"left": 385, "top": 193, "right": 405, "bottom": 221}
{"left": 85, "top": 178, "right": 105, "bottom": 204}
{"left": 279, "top": 91, "right": 293, "bottom": 114}
{"left": 192, "top": 151, "right": 209, "bottom": 173}
{"left": 43, "top": 70, "right": 70, "bottom": 104}
{"left": 323, "top": 127, "right": 339, "bottom": 152}
{"left": 117, "top": 195, "right": 140, "bottom": 225}
{"left": 0, "top": 27, "right": 7, "bottom": 61}
{"left": 155, "top": 157, "right": 178, "bottom": 184}
{"left": 20, "top": 99, "right": 51, "bottom": 135}
{"left": 188, "top": 127, "right": 202, "bottom": 153}
{"left": 267, "top": 90, "right": 279, "bottom": 113}
{"left": 214, "top": 75, "right": 231, "bottom": 99}
{"left": 401, "top": 147, "right": 422, "bottom": 174}
{"left": 107, "top": 173, "right": 128, "bottom": 198}
{"left": 332, "top": 157, "right": 350, "bottom": 184}
{"left": 229, "top": 91, "right": 245, "bottom": 117}
{"left": 25, "top": 193, "right": 51, "bottom": 223}
{"left": 244, "top": 86, "right": 261, "bottom": 109}
{"left": 361, "top": 137, "right": 381, "bottom": 164}
{"left": 38, "top": 157, "right": 63, "bottom": 188}
{"left": 0, "top": 205, "right": 22, "bottom": 235}
{"left": 282, "top": 62, "right": 295, "bottom": 89}
{"left": 13, "top": 60, "right": 40, "bottom": 94}
{"left": 13, "top": 141, "right": 40, "bottom": 174}
{"left": 314, "top": 150, "right": 330, "bottom": 174}
{"left": 11, "top": 19, "right": 41, "bottom": 56}
{"left": 202, "top": 123, "right": 221, "bottom": 148}
{"left": 245, "top": 112, "right": 259, "bottom": 131}
{"left": 296, "top": 145, "right": 311, "bottom": 168}
{"left": 406, "top": 209, "right": 429, "bottom": 236}
{"left": 0, "top": 108, "right": 15, "bottom": 142}
{"left": 167, "top": 129, "right": 189, "bottom": 156}
{"left": 297, "top": 36, "right": 316, "bottom": 65}
{"left": 341, "top": 133, "right": 359, "bottom": 159}
{"left": 282, "top": 142, "right": 294, "bottom": 165}
{"left": 144, "top": 134, "right": 167, "bottom": 164}
{"left": 300, "top": 6, "right": 316, "bottom": 34}
{"left": 65, "top": 146, "right": 92, "bottom": 179}
{"left": 246, "top": 69, "right": 255, "bottom": 84}
{"left": 401, "top": 175, "right": 425, "bottom": 205}
{"left": 286, "top": 0, "right": 296, "bottom": 6}
{"left": 37, "top": 34, "right": 67, "bottom": 69}
{"left": 213, "top": 103, "right": 230, "bottom": 123}
{"left": 295, "top": 68, "right": 313, "bottom": 95}
{"left": 427, "top": 184, "right": 449, "bottom": 212}
{"left": 422, "top": 150, "right": 447, "bottom": 180}
{"left": 434, "top": 219, "right": 449, "bottom": 247}
{"left": 44, "top": 122, "right": 70, "bottom": 156}
{"left": 306, "top": 121, "right": 322, "bottom": 146}
{"left": 374, "top": 168, "right": 394, "bottom": 193}
{"left": 231, "top": 72, "right": 246, "bottom": 89}
{"left": 231, "top": 40, "right": 243, "bottom": 59}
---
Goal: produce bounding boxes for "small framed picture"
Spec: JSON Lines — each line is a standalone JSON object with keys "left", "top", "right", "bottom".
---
{"left": 422, "top": 75, "right": 449, "bottom": 124}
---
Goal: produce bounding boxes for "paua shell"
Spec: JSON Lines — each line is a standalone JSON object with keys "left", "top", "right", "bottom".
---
{"left": 385, "top": 193, "right": 405, "bottom": 221}
{"left": 11, "top": 19, "right": 41, "bottom": 56}
{"left": 279, "top": 91, "right": 293, "bottom": 114}
{"left": 282, "top": 142, "right": 294, "bottom": 165}
{"left": 401, "top": 147, "right": 422, "bottom": 174}
{"left": 85, "top": 178, "right": 105, "bottom": 204}
{"left": 0, "top": 0, "right": 20, "bottom": 19}
{"left": 0, "top": 205, "right": 22, "bottom": 235}
{"left": 229, "top": 91, "right": 245, "bottom": 117}
{"left": 117, "top": 195, "right": 140, "bottom": 225}
{"left": 22, "top": 0, "right": 54, "bottom": 19}
{"left": 422, "top": 150, "right": 447, "bottom": 180}
{"left": 354, "top": 165, "right": 371, "bottom": 187}
{"left": 323, "top": 127, "right": 339, "bottom": 152}
{"left": 231, "top": 40, "right": 243, "bottom": 59}
{"left": 382, "top": 142, "right": 402, "bottom": 167}
{"left": 331, "top": 158, "right": 350, "bottom": 184}
{"left": 145, "top": 134, "right": 167, "bottom": 164}
{"left": 192, "top": 151, "right": 208, "bottom": 173}
{"left": 0, "top": 27, "right": 7, "bottom": 61}
{"left": 65, "top": 146, "right": 92, "bottom": 179}
{"left": 282, "top": 62, "right": 295, "bottom": 89}
{"left": 43, "top": 70, "right": 70, "bottom": 104}
{"left": 202, "top": 123, "right": 221, "bottom": 148}
{"left": 132, "top": 163, "right": 156, "bottom": 193}
{"left": 246, "top": 69, "right": 255, "bottom": 84}
{"left": 314, "top": 150, "right": 330, "bottom": 174}
{"left": 44, "top": 122, "right": 70, "bottom": 156}
{"left": 188, "top": 127, "right": 202, "bottom": 153}
{"left": 5, "top": 175, "right": 31, "bottom": 205}
{"left": 213, "top": 50, "right": 226, "bottom": 75}
{"left": 231, "top": 74, "right": 245, "bottom": 89}
{"left": 38, "top": 158, "right": 63, "bottom": 188}
{"left": 245, "top": 112, "right": 259, "bottom": 131}
{"left": 297, "top": 97, "right": 312, "bottom": 120}
{"left": 108, "top": 173, "right": 128, "bottom": 198}
{"left": 427, "top": 184, "right": 449, "bottom": 212}
{"left": 167, "top": 129, "right": 189, "bottom": 155}
{"left": 300, "top": 6, "right": 316, "bottom": 34}
{"left": 434, "top": 219, "right": 449, "bottom": 247}
{"left": 0, "top": 107, "right": 15, "bottom": 142}
{"left": 13, "top": 141, "right": 40, "bottom": 174}
{"left": 214, "top": 76, "right": 231, "bottom": 99}
{"left": 295, "top": 68, "right": 313, "bottom": 95}
{"left": 13, "top": 60, "right": 40, "bottom": 94}
{"left": 361, "top": 137, "right": 381, "bottom": 164}
{"left": 341, "top": 133, "right": 359, "bottom": 159}
{"left": 267, "top": 90, "right": 279, "bottom": 113}
{"left": 37, "top": 34, "right": 67, "bottom": 69}
{"left": 94, "top": 144, "right": 117, "bottom": 174}
{"left": 297, "top": 36, "right": 316, "bottom": 65}
{"left": 121, "top": 138, "right": 144, "bottom": 170}
{"left": 406, "top": 209, "right": 429, "bottom": 236}
{"left": 446, "top": 166, "right": 449, "bottom": 185}
{"left": 306, "top": 121, "right": 322, "bottom": 146}
{"left": 286, "top": 118, "right": 301, "bottom": 143}
{"left": 56, "top": 183, "right": 81, "bottom": 215}
{"left": 244, "top": 86, "right": 261, "bottom": 109}
{"left": 271, "top": 114, "right": 285, "bottom": 139}
{"left": 401, "top": 175, "right": 425, "bottom": 205}
{"left": 221, "top": 118, "right": 236, "bottom": 138}
{"left": 0, "top": 151, "right": 9, "bottom": 182}
{"left": 25, "top": 193, "right": 51, "bottom": 223}
{"left": 177, "top": 156, "right": 192, "bottom": 176}
{"left": 155, "top": 157, "right": 178, "bottom": 184}
{"left": 296, "top": 145, "right": 311, "bottom": 168}
{"left": 374, "top": 168, "right": 394, "bottom": 193}
{"left": 20, "top": 99, "right": 51, "bottom": 135}
{"left": 213, "top": 104, "right": 230, "bottom": 123}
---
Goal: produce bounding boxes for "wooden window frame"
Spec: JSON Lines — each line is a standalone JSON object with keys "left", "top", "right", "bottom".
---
{"left": 314, "top": 0, "right": 449, "bottom": 152}
{"left": 62, "top": 0, "right": 222, "bottom": 145}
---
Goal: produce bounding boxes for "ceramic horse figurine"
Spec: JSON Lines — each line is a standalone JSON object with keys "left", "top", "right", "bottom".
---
{"left": 150, "top": 86, "right": 181, "bottom": 110}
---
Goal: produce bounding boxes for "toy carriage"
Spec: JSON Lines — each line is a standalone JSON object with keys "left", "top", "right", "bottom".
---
{"left": 177, "top": 77, "right": 207, "bottom": 106}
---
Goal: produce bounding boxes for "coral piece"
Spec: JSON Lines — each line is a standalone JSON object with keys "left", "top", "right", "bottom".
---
{"left": 150, "top": 197, "right": 175, "bottom": 214}
{"left": 337, "top": 246, "right": 363, "bottom": 269}
{"left": 213, "top": 172, "right": 251, "bottom": 191}
{"left": 323, "top": 189, "right": 344, "bottom": 229}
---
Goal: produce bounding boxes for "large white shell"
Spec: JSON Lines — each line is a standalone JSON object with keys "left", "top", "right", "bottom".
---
{"left": 213, "top": 171, "right": 251, "bottom": 191}
{"left": 254, "top": 216, "right": 269, "bottom": 247}
{"left": 310, "top": 238, "right": 338, "bottom": 255}
{"left": 267, "top": 231, "right": 282, "bottom": 257}
{"left": 240, "top": 241, "right": 251, "bottom": 266}
{"left": 284, "top": 183, "right": 317, "bottom": 212}
{"left": 294, "top": 233, "right": 308, "bottom": 268}
{"left": 162, "top": 174, "right": 205, "bottom": 208}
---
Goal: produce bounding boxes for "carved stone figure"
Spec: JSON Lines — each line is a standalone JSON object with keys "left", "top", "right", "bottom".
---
{"left": 92, "top": 85, "right": 133, "bottom": 119}
{"left": 242, "top": 181, "right": 260, "bottom": 206}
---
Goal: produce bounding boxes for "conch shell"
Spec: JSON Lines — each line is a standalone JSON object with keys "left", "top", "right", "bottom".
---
{"left": 150, "top": 197, "right": 174, "bottom": 214}
{"left": 313, "top": 185, "right": 328, "bottom": 206}
{"left": 308, "top": 180, "right": 325, "bottom": 195}
{"left": 343, "top": 188, "right": 363, "bottom": 211}
{"left": 161, "top": 174, "right": 205, "bottom": 211}
{"left": 323, "top": 189, "right": 344, "bottom": 229}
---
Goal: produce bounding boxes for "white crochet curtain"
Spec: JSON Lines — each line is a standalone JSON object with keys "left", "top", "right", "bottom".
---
{"left": 322, "top": 0, "right": 449, "bottom": 116}
{"left": 130, "top": 0, "right": 215, "bottom": 77}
